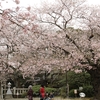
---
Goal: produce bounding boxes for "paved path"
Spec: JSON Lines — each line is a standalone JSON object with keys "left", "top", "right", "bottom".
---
{"left": 0, "top": 98, "right": 75, "bottom": 100}
{"left": 0, "top": 98, "right": 89, "bottom": 100}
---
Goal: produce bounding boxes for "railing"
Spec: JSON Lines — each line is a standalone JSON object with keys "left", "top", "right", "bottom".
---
{"left": 13, "top": 88, "right": 28, "bottom": 95}
{"left": 1, "top": 87, "right": 28, "bottom": 99}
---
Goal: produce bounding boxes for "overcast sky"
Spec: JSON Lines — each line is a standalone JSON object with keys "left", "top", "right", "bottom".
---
{"left": 1, "top": 0, "right": 100, "bottom": 9}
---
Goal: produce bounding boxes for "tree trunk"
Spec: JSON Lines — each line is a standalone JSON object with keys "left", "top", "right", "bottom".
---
{"left": 88, "top": 69, "right": 100, "bottom": 100}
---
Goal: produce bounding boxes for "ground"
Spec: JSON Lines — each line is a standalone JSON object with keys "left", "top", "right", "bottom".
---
{"left": 2, "top": 97, "right": 90, "bottom": 100}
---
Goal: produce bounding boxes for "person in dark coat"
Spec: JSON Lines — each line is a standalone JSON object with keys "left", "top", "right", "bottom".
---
{"left": 27, "top": 85, "right": 33, "bottom": 100}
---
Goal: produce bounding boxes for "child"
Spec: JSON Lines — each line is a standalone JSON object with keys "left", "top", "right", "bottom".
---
{"left": 45, "top": 93, "right": 51, "bottom": 100}
{"left": 49, "top": 92, "right": 54, "bottom": 100}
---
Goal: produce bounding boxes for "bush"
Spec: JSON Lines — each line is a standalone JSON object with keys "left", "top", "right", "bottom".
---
{"left": 32, "top": 85, "right": 41, "bottom": 97}
{"left": 69, "top": 85, "right": 94, "bottom": 98}
{"left": 21, "top": 92, "right": 27, "bottom": 98}
{"left": 32, "top": 85, "right": 56, "bottom": 97}
{"left": 82, "top": 85, "right": 94, "bottom": 97}
{"left": 45, "top": 87, "right": 56, "bottom": 93}
{"left": 69, "top": 89, "right": 75, "bottom": 97}
{"left": 60, "top": 86, "right": 66, "bottom": 98}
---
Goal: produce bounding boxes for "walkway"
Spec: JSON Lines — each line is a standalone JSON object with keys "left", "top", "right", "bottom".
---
{"left": 0, "top": 97, "right": 89, "bottom": 100}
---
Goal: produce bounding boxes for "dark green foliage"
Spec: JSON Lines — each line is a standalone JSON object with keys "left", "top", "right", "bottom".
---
{"left": 49, "top": 71, "right": 91, "bottom": 91}
{"left": 69, "top": 89, "right": 75, "bottom": 97}
{"left": 52, "top": 71, "right": 93, "bottom": 98}
{"left": 82, "top": 85, "right": 94, "bottom": 97}
{"left": 67, "top": 71, "right": 93, "bottom": 98}
{"left": 67, "top": 71, "right": 91, "bottom": 90}
{"left": 21, "top": 71, "right": 93, "bottom": 98}
{"left": 60, "top": 86, "right": 67, "bottom": 98}
{"left": 69, "top": 85, "right": 94, "bottom": 98}
{"left": 58, "top": 74, "right": 66, "bottom": 87}
{"left": 48, "top": 72, "right": 66, "bottom": 88}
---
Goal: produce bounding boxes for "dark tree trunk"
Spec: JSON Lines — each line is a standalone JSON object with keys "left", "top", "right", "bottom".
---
{"left": 88, "top": 68, "right": 100, "bottom": 100}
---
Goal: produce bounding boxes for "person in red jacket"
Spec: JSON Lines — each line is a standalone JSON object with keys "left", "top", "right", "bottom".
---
{"left": 40, "top": 85, "right": 45, "bottom": 100}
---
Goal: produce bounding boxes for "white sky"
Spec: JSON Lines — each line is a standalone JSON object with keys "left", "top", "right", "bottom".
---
{"left": 87, "top": 0, "right": 100, "bottom": 5}
{"left": 1, "top": 0, "right": 55, "bottom": 9}
{"left": 1, "top": 0, "right": 100, "bottom": 9}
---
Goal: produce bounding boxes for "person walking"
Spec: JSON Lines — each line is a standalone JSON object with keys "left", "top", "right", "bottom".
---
{"left": 27, "top": 85, "right": 33, "bottom": 100}
{"left": 40, "top": 85, "right": 45, "bottom": 100}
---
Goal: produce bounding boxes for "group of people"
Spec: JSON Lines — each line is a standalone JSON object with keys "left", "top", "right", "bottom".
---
{"left": 40, "top": 85, "right": 54, "bottom": 100}
{"left": 27, "top": 85, "right": 54, "bottom": 100}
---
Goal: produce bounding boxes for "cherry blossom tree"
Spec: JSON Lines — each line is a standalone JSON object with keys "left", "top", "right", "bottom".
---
{"left": 35, "top": 0, "right": 100, "bottom": 99}
{"left": 0, "top": 0, "right": 62, "bottom": 86}
{"left": 0, "top": 0, "right": 100, "bottom": 99}
{"left": 0, "top": 0, "right": 39, "bottom": 86}
{"left": 79, "top": 6, "right": 100, "bottom": 99}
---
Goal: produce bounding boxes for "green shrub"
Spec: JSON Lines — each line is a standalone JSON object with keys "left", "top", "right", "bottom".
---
{"left": 60, "top": 87, "right": 66, "bottom": 98}
{"left": 32, "top": 85, "right": 41, "bottom": 97}
{"left": 69, "top": 85, "right": 94, "bottom": 98}
{"left": 32, "top": 85, "right": 56, "bottom": 97}
{"left": 33, "top": 85, "right": 40, "bottom": 93}
{"left": 45, "top": 87, "right": 56, "bottom": 93}
{"left": 21, "top": 92, "right": 27, "bottom": 98}
{"left": 82, "top": 85, "right": 94, "bottom": 97}
{"left": 69, "top": 89, "right": 75, "bottom": 97}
